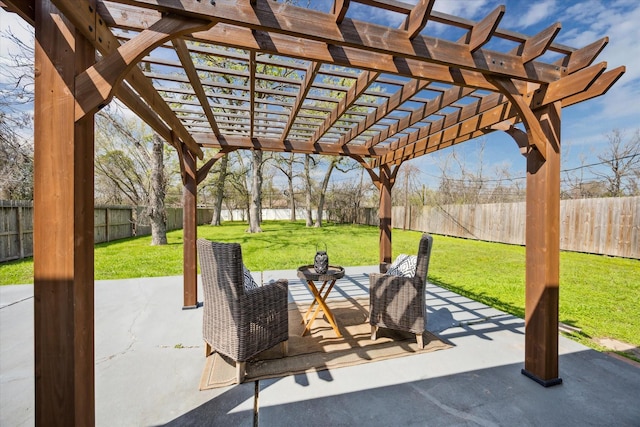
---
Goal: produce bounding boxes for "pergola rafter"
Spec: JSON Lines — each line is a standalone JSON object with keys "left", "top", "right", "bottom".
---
{"left": 0, "top": 0, "right": 627, "bottom": 424}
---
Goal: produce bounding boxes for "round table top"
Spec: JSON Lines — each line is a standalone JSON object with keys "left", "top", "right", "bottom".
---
{"left": 297, "top": 265, "right": 345, "bottom": 281}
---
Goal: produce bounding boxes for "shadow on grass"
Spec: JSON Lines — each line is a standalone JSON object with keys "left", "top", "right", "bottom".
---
{"left": 429, "top": 277, "right": 525, "bottom": 319}
{"left": 94, "top": 233, "right": 183, "bottom": 249}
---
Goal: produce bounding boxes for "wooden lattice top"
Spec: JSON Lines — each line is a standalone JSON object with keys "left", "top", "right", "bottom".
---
{"left": 2, "top": 0, "right": 625, "bottom": 168}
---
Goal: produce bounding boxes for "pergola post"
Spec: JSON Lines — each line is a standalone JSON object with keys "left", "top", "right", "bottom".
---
{"left": 182, "top": 143, "right": 199, "bottom": 309}
{"left": 378, "top": 164, "right": 393, "bottom": 272}
{"left": 33, "top": 0, "right": 95, "bottom": 424}
{"left": 522, "top": 102, "right": 562, "bottom": 387}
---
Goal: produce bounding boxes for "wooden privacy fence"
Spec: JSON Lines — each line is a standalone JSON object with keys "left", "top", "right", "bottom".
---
{"left": 0, "top": 201, "right": 214, "bottom": 262}
{"left": 3, "top": 198, "right": 637, "bottom": 262}
{"left": 388, "top": 197, "right": 639, "bottom": 259}
{"left": 0, "top": 201, "right": 33, "bottom": 263}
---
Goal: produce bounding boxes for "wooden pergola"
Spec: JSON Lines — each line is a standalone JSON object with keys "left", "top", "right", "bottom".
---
{"left": 2, "top": 0, "right": 625, "bottom": 424}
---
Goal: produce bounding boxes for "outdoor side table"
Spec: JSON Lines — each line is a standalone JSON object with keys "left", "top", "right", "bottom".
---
{"left": 297, "top": 265, "right": 345, "bottom": 337}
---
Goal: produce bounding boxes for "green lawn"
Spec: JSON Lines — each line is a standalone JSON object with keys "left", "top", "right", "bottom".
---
{"left": 1, "top": 220, "right": 638, "bottom": 351}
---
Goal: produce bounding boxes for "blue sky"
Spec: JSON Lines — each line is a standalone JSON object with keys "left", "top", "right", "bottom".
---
{"left": 1, "top": 1, "right": 638, "bottom": 187}
{"left": 302, "top": 0, "right": 640, "bottom": 185}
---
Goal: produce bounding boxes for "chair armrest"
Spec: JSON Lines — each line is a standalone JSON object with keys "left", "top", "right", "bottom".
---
{"left": 241, "top": 279, "right": 289, "bottom": 320}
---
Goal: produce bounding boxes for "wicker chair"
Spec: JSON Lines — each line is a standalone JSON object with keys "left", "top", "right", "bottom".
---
{"left": 197, "top": 239, "right": 289, "bottom": 383}
{"left": 369, "top": 233, "right": 433, "bottom": 348}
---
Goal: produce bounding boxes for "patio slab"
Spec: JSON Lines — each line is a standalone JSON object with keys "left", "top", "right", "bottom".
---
{"left": 1, "top": 267, "right": 639, "bottom": 426}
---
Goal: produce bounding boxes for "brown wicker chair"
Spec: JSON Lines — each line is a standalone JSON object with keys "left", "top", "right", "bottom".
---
{"left": 197, "top": 239, "right": 289, "bottom": 383}
{"left": 369, "top": 233, "right": 433, "bottom": 348}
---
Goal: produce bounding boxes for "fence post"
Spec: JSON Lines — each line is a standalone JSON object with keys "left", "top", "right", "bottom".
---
{"left": 105, "top": 208, "right": 110, "bottom": 242}
{"left": 17, "top": 205, "right": 24, "bottom": 259}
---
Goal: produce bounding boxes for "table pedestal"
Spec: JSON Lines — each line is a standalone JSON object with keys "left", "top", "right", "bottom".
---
{"left": 297, "top": 265, "right": 345, "bottom": 337}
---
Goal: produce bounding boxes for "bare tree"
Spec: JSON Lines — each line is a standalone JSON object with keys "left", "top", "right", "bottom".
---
{"left": 323, "top": 164, "right": 377, "bottom": 224}
{"left": 395, "top": 163, "right": 421, "bottom": 229}
{"left": 303, "top": 154, "right": 315, "bottom": 226}
{"left": 248, "top": 150, "right": 263, "bottom": 232}
{"left": 314, "top": 157, "right": 336, "bottom": 227}
{"left": 225, "top": 151, "right": 250, "bottom": 221}
{"left": 149, "top": 134, "right": 167, "bottom": 245}
{"left": 209, "top": 154, "right": 229, "bottom": 226}
{"left": 0, "top": 120, "right": 33, "bottom": 200}
{"left": 315, "top": 157, "right": 359, "bottom": 227}
{"left": 95, "top": 107, "right": 171, "bottom": 244}
{"left": 590, "top": 129, "right": 640, "bottom": 196}
{"left": 272, "top": 152, "right": 300, "bottom": 221}
{"left": 0, "top": 26, "right": 34, "bottom": 200}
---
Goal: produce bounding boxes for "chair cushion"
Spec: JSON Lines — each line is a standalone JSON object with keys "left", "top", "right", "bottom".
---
{"left": 386, "top": 254, "right": 417, "bottom": 277}
{"left": 242, "top": 265, "right": 259, "bottom": 291}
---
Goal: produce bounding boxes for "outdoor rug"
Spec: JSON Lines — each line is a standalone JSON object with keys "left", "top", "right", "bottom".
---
{"left": 199, "top": 298, "right": 452, "bottom": 389}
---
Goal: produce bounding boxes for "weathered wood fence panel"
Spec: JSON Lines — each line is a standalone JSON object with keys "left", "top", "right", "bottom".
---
{"left": 0, "top": 201, "right": 34, "bottom": 262}
{"left": 3, "top": 198, "right": 637, "bottom": 261}
{"left": 389, "top": 197, "right": 639, "bottom": 259}
{"left": 94, "top": 206, "right": 134, "bottom": 243}
{"left": 0, "top": 202, "right": 214, "bottom": 262}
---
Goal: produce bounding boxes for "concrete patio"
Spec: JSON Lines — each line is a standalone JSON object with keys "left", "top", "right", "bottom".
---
{"left": 1, "top": 266, "right": 639, "bottom": 426}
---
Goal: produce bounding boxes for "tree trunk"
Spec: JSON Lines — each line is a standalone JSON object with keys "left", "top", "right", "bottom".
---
{"left": 211, "top": 154, "right": 228, "bottom": 226}
{"left": 304, "top": 154, "right": 314, "bottom": 227}
{"left": 354, "top": 168, "right": 364, "bottom": 224}
{"left": 149, "top": 135, "right": 167, "bottom": 245}
{"left": 248, "top": 150, "right": 263, "bottom": 233}
{"left": 288, "top": 154, "right": 296, "bottom": 221}
{"left": 315, "top": 159, "right": 336, "bottom": 227}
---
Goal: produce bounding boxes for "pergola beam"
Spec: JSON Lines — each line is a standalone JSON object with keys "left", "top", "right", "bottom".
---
{"left": 364, "top": 85, "right": 476, "bottom": 149}
{"left": 196, "top": 134, "right": 389, "bottom": 157}
{"left": 339, "top": 78, "right": 430, "bottom": 147}
{"left": 403, "top": 0, "right": 435, "bottom": 39}
{"left": 281, "top": 61, "right": 322, "bottom": 141}
{"left": 465, "top": 6, "right": 505, "bottom": 52}
{"left": 519, "top": 22, "right": 562, "bottom": 63}
{"left": 98, "top": 6, "right": 499, "bottom": 91}
{"left": 74, "top": 15, "right": 212, "bottom": 120}
{"left": 114, "top": 83, "right": 173, "bottom": 144}
{"left": 532, "top": 62, "right": 607, "bottom": 107}
{"left": 249, "top": 50, "right": 256, "bottom": 139}
{"left": 106, "top": 0, "right": 564, "bottom": 84}
{"left": 0, "top": 0, "right": 34, "bottom": 24}
{"left": 564, "top": 66, "right": 625, "bottom": 106}
{"left": 309, "top": 69, "right": 380, "bottom": 144}
{"left": 333, "top": 0, "right": 350, "bottom": 24}
{"left": 556, "top": 37, "right": 608, "bottom": 74}
{"left": 52, "top": 0, "right": 205, "bottom": 158}
{"left": 172, "top": 37, "right": 221, "bottom": 135}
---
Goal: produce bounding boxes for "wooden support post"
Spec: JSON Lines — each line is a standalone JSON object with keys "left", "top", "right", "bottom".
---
{"left": 522, "top": 102, "right": 562, "bottom": 387}
{"left": 182, "top": 143, "right": 198, "bottom": 309}
{"left": 34, "top": 1, "right": 95, "bottom": 424}
{"left": 379, "top": 164, "right": 393, "bottom": 272}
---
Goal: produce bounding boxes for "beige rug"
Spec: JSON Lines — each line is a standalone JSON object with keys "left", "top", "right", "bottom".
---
{"left": 199, "top": 298, "right": 452, "bottom": 389}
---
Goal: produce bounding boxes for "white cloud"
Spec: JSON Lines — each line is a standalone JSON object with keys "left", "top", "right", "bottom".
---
{"left": 559, "top": 1, "right": 640, "bottom": 123}
{"left": 432, "top": 0, "right": 492, "bottom": 18}
{"left": 518, "top": 0, "right": 557, "bottom": 28}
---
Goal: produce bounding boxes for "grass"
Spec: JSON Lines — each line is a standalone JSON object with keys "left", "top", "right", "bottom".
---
{"left": 1, "top": 220, "right": 638, "bottom": 350}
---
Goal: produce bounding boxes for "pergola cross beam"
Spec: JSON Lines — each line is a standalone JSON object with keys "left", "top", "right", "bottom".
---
{"left": 107, "top": 0, "right": 565, "bottom": 83}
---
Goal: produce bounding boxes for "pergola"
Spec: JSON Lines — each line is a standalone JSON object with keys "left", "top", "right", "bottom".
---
{"left": 2, "top": 0, "right": 625, "bottom": 424}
